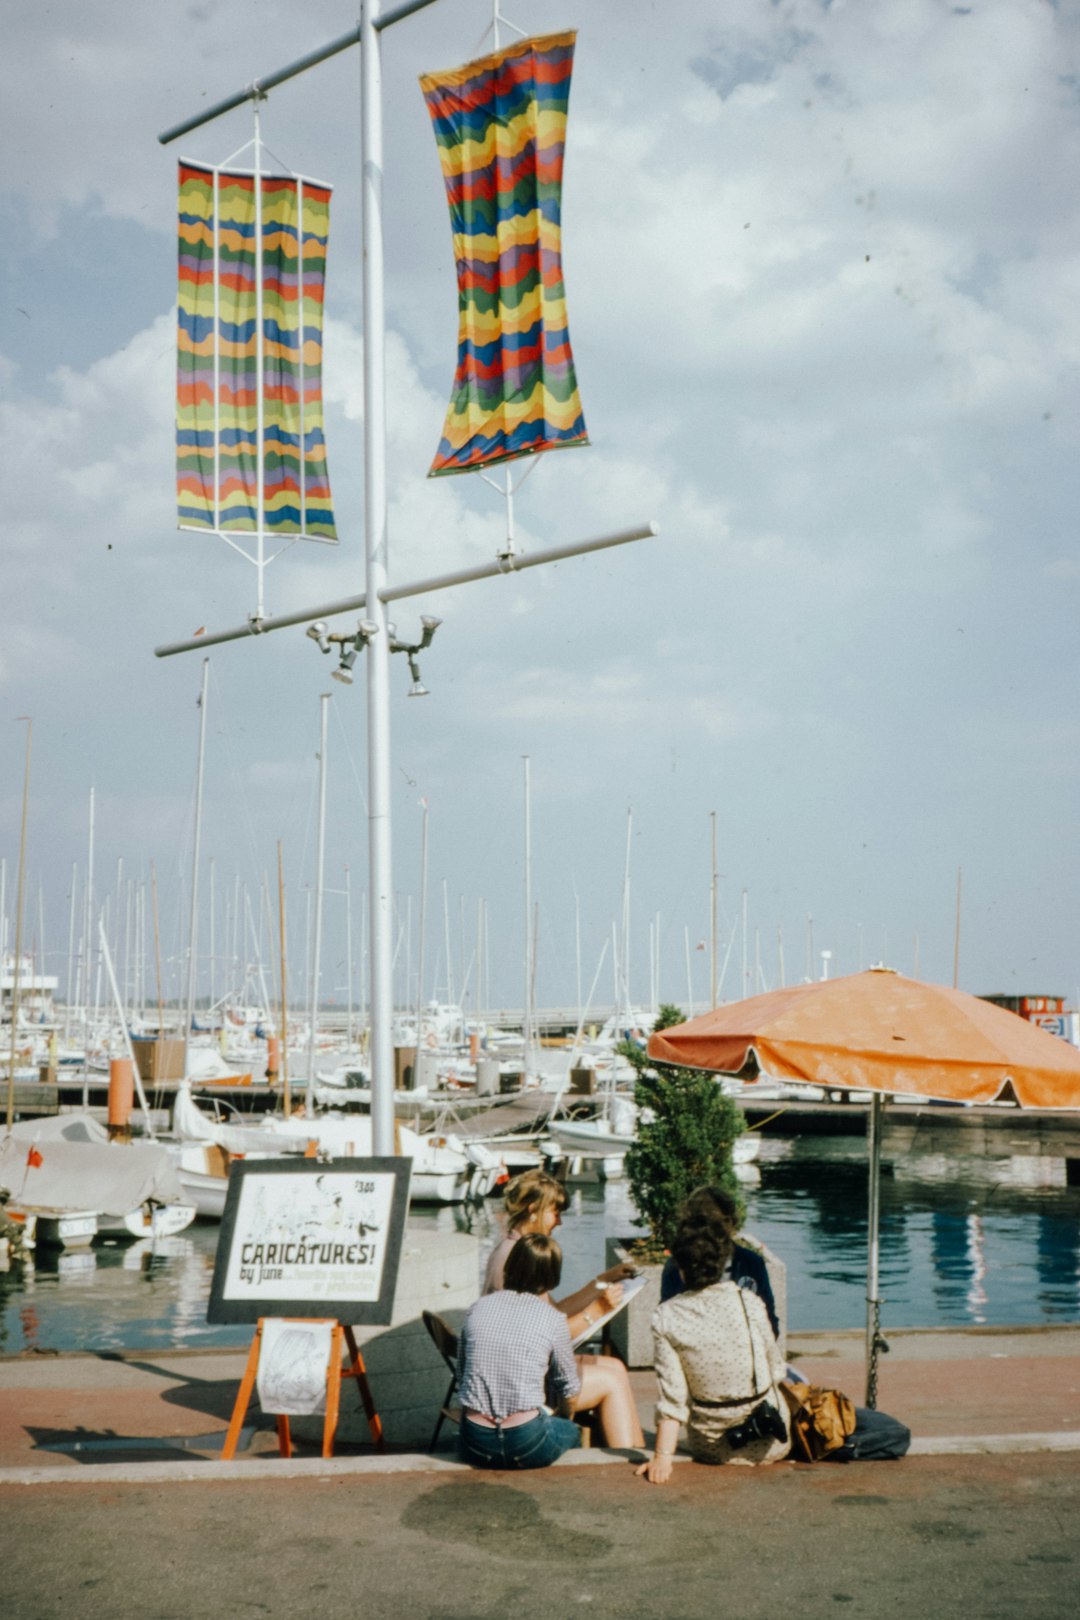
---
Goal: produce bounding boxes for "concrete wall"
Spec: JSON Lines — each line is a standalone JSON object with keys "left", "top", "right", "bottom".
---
{"left": 292, "top": 1228, "right": 478, "bottom": 1450}
{"left": 605, "top": 1234, "right": 788, "bottom": 1369}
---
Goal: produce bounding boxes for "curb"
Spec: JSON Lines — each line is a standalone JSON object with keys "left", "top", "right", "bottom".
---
{"left": 2, "top": 1431, "right": 1079, "bottom": 1487}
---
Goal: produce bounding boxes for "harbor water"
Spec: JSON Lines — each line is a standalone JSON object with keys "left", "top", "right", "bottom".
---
{"left": 1, "top": 1136, "right": 1078, "bottom": 1356}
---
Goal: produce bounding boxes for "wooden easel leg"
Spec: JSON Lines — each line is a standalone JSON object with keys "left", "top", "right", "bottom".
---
{"left": 222, "top": 1323, "right": 264, "bottom": 1462}
{"left": 343, "top": 1325, "right": 384, "bottom": 1451}
{"left": 322, "top": 1324, "right": 344, "bottom": 1459}
{"left": 277, "top": 1415, "right": 292, "bottom": 1458}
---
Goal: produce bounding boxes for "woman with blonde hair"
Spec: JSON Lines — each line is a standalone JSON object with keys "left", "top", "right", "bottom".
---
{"left": 483, "top": 1169, "right": 644, "bottom": 1450}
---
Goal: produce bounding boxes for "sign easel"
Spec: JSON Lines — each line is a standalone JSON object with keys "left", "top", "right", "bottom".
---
{"left": 222, "top": 1316, "right": 383, "bottom": 1460}
{"left": 208, "top": 1157, "right": 410, "bottom": 1461}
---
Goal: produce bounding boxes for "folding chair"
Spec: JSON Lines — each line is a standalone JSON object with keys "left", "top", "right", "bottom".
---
{"left": 422, "top": 1309, "right": 460, "bottom": 1452}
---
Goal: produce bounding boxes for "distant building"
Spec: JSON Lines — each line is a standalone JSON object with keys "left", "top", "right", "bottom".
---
{"left": 0, "top": 953, "right": 58, "bottom": 1026}
{"left": 980, "top": 993, "right": 1079, "bottom": 1048}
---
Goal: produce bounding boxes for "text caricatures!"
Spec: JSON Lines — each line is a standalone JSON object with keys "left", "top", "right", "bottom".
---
{"left": 230, "top": 1171, "right": 390, "bottom": 1298}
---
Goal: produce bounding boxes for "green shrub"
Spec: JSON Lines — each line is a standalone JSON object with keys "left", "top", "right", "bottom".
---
{"left": 621, "top": 1003, "right": 746, "bottom": 1257}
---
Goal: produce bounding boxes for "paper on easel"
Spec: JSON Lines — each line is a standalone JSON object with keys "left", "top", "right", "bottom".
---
{"left": 257, "top": 1319, "right": 334, "bottom": 1415}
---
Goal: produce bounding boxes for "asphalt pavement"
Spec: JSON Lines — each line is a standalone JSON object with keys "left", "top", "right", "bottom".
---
{"left": 1, "top": 1325, "right": 1078, "bottom": 1619}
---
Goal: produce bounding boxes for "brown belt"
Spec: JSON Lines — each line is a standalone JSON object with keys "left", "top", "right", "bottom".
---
{"left": 463, "top": 1408, "right": 540, "bottom": 1430}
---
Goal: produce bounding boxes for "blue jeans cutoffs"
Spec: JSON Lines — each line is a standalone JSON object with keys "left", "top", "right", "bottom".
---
{"left": 458, "top": 1411, "right": 582, "bottom": 1470}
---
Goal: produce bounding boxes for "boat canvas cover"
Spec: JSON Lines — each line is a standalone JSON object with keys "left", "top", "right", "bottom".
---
{"left": 420, "top": 30, "right": 588, "bottom": 476}
{"left": 1, "top": 1115, "right": 183, "bottom": 1215}
{"left": 171, "top": 1080, "right": 299, "bottom": 1157}
{"left": 176, "top": 161, "right": 337, "bottom": 540}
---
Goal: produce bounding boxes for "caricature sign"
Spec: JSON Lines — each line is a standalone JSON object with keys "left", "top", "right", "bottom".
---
{"left": 208, "top": 1158, "right": 411, "bottom": 1324}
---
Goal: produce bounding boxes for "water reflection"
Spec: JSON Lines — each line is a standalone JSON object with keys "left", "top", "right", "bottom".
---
{"left": 0, "top": 1145, "right": 1077, "bottom": 1352}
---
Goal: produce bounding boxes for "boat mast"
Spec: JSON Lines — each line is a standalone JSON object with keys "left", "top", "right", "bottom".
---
{"left": 306, "top": 691, "right": 331, "bottom": 1115}
{"left": 183, "top": 658, "right": 210, "bottom": 1079}
{"left": 414, "top": 799, "right": 429, "bottom": 1068}
{"left": 64, "top": 862, "right": 77, "bottom": 1045}
{"left": 84, "top": 785, "right": 95, "bottom": 1037}
{"left": 442, "top": 877, "right": 454, "bottom": 1012}
{"left": 345, "top": 865, "right": 354, "bottom": 1048}
{"left": 277, "top": 840, "right": 290, "bottom": 1116}
{"left": 151, "top": 862, "right": 165, "bottom": 1038}
{"left": 953, "top": 867, "right": 962, "bottom": 989}
{"left": 621, "top": 807, "right": 632, "bottom": 1021}
{"left": 710, "top": 810, "right": 718, "bottom": 1009}
{"left": 5, "top": 718, "right": 31, "bottom": 1132}
{"left": 522, "top": 755, "right": 533, "bottom": 1080}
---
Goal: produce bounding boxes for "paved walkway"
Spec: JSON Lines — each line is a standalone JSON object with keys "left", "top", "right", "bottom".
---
{"left": 1, "top": 1324, "right": 1077, "bottom": 1482}
{"left": 3, "top": 1327, "right": 1078, "bottom": 1620}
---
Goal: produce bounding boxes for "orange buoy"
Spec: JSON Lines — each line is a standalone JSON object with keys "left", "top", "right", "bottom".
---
{"left": 107, "top": 1058, "right": 134, "bottom": 1142}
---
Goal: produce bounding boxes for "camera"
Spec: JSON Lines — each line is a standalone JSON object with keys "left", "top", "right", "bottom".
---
{"left": 725, "top": 1401, "right": 787, "bottom": 1451}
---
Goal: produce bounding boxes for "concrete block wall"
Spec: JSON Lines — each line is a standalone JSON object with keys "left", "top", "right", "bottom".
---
{"left": 292, "top": 1228, "right": 479, "bottom": 1450}
{"left": 605, "top": 1234, "right": 788, "bottom": 1369}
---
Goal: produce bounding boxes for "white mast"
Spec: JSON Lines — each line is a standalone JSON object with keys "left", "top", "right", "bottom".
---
{"left": 84, "top": 786, "right": 95, "bottom": 1026}
{"left": 414, "top": 800, "right": 429, "bottom": 1062}
{"left": 305, "top": 692, "right": 331, "bottom": 1114}
{"left": 522, "top": 755, "right": 533, "bottom": 1079}
{"left": 442, "top": 877, "right": 454, "bottom": 1010}
{"left": 4, "top": 719, "right": 31, "bottom": 1132}
{"left": 345, "top": 865, "right": 354, "bottom": 1047}
{"left": 183, "top": 658, "right": 210, "bottom": 1079}
{"left": 64, "top": 862, "right": 77, "bottom": 1044}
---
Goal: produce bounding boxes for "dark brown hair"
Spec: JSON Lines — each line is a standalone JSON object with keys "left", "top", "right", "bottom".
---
{"left": 670, "top": 1220, "right": 734, "bottom": 1292}
{"left": 503, "top": 1232, "right": 563, "bottom": 1296}
{"left": 682, "top": 1185, "right": 740, "bottom": 1236}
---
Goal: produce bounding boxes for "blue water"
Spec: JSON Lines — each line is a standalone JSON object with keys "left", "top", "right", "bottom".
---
{"left": 1, "top": 1143, "right": 1077, "bottom": 1354}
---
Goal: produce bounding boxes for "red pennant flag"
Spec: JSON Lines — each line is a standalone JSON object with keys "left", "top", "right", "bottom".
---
{"left": 25, "top": 1146, "right": 43, "bottom": 1169}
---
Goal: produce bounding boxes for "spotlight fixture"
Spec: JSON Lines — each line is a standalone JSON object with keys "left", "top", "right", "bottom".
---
{"left": 387, "top": 616, "right": 442, "bottom": 697}
{"left": 331, "top": 645, "right": 358, "bottom": 685}
{"left": 307, "top": 618, "right": 380, "bottom": 682}
{"left": 405, "top": 654, "right": 427, "bottom": 698}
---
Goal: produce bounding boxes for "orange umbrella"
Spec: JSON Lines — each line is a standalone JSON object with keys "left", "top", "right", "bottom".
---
{"left": 646, "top": 968, "right": 1080, "bottom": 1404}
{"left": 647, "top": 968, "right": 1080, "bottom": 1106}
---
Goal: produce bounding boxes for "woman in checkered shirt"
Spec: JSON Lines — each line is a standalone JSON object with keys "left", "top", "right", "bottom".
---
{"left": 457, "top": 1233, "right": 587, "bottom": 1468}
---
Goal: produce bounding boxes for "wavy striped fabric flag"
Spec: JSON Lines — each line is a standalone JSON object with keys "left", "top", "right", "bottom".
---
{"left": 420, "top": 30, "right": 588, "bottom": 478}
{"left": 176, "top": 161, "right": 337, "bottom": 540}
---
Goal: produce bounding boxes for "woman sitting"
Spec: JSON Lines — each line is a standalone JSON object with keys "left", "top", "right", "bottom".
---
{"left": 483, "top": 1170, "right": 644, "bottom": 1450}
{"left": 456, "top": 1233, "right": 585, "bottom": 1469}
{"left": 659, "top": 1184, "right": 779, "bottom": 1338}
{"left": 637, "top": 1218, "right": 790, "bottom": 1485}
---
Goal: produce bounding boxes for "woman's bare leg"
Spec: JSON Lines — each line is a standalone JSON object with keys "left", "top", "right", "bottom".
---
{"left": 572, "top": 1354, "right": 645, "bottom": 1448}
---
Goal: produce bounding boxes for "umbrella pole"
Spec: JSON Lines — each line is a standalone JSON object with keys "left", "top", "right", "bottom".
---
{"left": 865, "top": 1090, "right": 886, "bottom": 1408}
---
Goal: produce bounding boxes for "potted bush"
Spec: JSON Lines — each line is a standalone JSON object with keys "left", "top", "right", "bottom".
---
{"left": 606, "top": 1003, "right": 748, "bottom": 1366}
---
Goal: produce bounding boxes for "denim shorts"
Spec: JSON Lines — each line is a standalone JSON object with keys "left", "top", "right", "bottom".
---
{"left": 458, "top": 1410, "right": 582, "bottom": 1471}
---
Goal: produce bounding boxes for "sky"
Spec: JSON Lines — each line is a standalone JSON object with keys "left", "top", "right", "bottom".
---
{"left": 1, "top": 0, "right": 1078, "bottom": 1021}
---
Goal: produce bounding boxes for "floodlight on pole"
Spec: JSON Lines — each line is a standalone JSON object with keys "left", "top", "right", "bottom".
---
{"left": 388, "top": 616, "right": 441, "bottom": 697}
{"left": 329, "top": 620, "right": 380, "bottom": 684}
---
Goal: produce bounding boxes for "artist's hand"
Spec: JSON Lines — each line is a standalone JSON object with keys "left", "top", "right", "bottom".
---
{"left": 635, "top": 1452, "right": 673, "bottom": 1485}
{"left": 596, "top": 1282, "right": 623, "bottom": 1312}
{"left": 600, "top": 1261, "right": 638, "bottom": 1284}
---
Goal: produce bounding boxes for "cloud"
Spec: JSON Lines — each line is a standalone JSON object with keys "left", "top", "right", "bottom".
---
{"left": 3, "top": 0, "right": 1080, "bottom": 1000}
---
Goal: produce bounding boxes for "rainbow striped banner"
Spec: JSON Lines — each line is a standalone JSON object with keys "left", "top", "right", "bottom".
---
{"left": 176, "top": 161, "right": 337, "bottom": 541}
{"left": 420, "top": 30, "right": 588, "bottom": 478}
